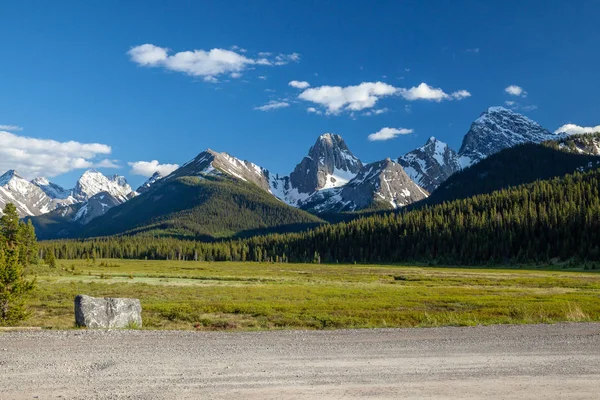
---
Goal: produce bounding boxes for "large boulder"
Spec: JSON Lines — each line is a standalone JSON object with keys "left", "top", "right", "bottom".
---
{"left": 74, "top": 294, "right": 142, "bottom": 329}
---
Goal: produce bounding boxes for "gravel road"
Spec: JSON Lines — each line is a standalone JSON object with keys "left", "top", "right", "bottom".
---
{"left": 1, "top": 323, "right": 600, "bottom": 399}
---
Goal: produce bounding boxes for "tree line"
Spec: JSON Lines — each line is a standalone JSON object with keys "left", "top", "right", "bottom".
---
{"left": 41, "top": 168, "right": 600, "bottom": 266}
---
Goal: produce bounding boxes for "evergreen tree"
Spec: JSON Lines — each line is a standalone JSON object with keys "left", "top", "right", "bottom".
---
{"left": 0, "top": 204, "right": 36, "bottom": 325}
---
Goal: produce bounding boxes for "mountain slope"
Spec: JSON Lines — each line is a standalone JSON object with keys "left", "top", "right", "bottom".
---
{"left": 301, "top": 159, "right": 428, "bottom": 213}
{"left": 398, "top": 137, "right": 460, "bottom": 193}
{"left": 79, "top": 174, "right": 324, "bottom": 239}
{"left": 549, "top": 132, "right": 600, "bottom": 155}
{"left": 0, "top": 170, "right": 56, "bottom": 217}
{"left": 457, "top": 106, "right": 560, "bottom": 167}
{"left": 423, "top": 142, "right": 600, "bottom": 206}
{"left": 136, "top": 172, "right": 163, "bottom": 194}
{"left": 166, "top": 149, "right": 271, "bottom": 191}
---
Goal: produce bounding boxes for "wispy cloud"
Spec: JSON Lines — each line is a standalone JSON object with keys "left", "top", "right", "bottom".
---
{"left": 505, "top": 85, "right": 527, "bottom": 97}
{"left": 128, "top": 44, "right": 299, "bottom": 83}
{"left": 128, "top": 160, "right": 179, "bottom": 177}
{"left": 254, "top": 100, "right": 290, "bottom": 111}
{"left": 0, "top": 129, "right": 113, "bottom": 178}
{"left": 363, "top": 108, "right": 388, "bottom": 116}
{"left": 504, "top": 101, "right": 537, "bottom": 112}
{"left": 0, "top": 125, "right": 23, "bottom": 131}
{"left": 368, "top": 127, "right": 413, "bottom": 141}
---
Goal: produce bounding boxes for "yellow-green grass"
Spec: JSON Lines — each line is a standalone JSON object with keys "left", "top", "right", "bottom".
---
{"left": 17, "top": 259, "right": 600, "bottom": 330}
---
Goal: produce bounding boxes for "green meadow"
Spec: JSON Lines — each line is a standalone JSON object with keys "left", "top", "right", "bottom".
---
{"left": 21, "top": 259, "right": 600, "bottom": 330}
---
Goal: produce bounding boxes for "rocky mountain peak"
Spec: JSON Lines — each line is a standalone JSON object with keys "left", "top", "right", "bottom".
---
{"left": 302, "top": 158, "right": 428, "bottom": 213}
{"left": 0, "top": 170, "right": 57, "bottom": 217}
{"left": 458, "top": 106, "right": 557, "bottom": 168}
{"left": 289, "top": 133, "right": 363, "bottom": 194}
{"left": 73, "top": 169, "right": 133, "bottom": 203}
{"left": 0, "top": 170, "right": 22, "bottom": 185}
{"left": 398, "top": 137, "right": 460, "bottom": 193}
{"left": 168, "top": 149, "right": 271, "bottom": 192}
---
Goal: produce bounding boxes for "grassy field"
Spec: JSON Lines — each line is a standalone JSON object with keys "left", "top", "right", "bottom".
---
{"left": 18, "top": 259, "right": 600, "bottom": 330}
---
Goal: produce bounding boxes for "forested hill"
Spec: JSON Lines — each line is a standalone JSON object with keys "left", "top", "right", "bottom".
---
{"left": 32, "top": 175, "right": 325, "bottom": 241}
{"left": 42, "top": 167, "right": 600, "bottom": 265}
{"left": 422, "top": 142, "right": 600, "bottom": 207}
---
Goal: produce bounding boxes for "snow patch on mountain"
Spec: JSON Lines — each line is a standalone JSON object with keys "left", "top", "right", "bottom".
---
{"left": 399, "top": 137, "right": 461, "bottom": 193}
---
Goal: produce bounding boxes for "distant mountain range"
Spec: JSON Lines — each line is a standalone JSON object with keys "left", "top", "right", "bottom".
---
{"left": 3, "top": 106, "right": 599, "bottom": 240}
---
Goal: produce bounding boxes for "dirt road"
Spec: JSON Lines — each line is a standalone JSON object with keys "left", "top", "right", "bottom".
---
{"left": 1, "top": 323, "right": 600, "bottom": 399}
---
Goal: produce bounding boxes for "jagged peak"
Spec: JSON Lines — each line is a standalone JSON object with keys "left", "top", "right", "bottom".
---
{"left": 313, "top": 133, "right": 350, "bottom": 151}
{"left": 81, "top": 169, "right": 101, "bottom": 176}
{"left": 318, "top": 132, "right": 343, "bottom": 142}
{"left": 31, "top": 176, "right": 50, "bottom": 185}
{"left": 475, "top": 106, "right": 540, "bottom": 126}
{"left": 0, "top": 170, "right": 27, "bottom": 186}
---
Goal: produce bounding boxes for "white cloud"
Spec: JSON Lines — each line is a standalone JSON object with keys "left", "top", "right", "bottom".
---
{"left": 505, "top": 101, "right": 516, "bottom": 106}
{"left": 258, "top": 75, "right": 267, "bottom": 80}
{"left": 368, "top": 127, "right": 413, "bottom": 141}
{"left": 363, "top": 108, "right": 388, "bottom": 116}
{"left": 307, "top": 107, "right": 322, "bottom": 115}
{"left": 0, "top": 130, "right": 112, "bottom": 178}
{"left": 554, "top": 123, "right": 600, "bottom": 135}
{"left": 505, "top": 85, "right": 527, "bottom": 97}
{"left": 128, "top": 44, "right": 298, "bottom": 81}
{"left": 95, "top": 159, "right": 121, "bottom": 169}
{"left": 398, "top": 83, "right": 471, "bottom": 101}
{"left": 230, "top": 72, "right": 242, "bottom": 79}
{"left": 298, "top": 81, "right": 470, "bottom": 114}
{"left": 128, "top": 160, "right": 180, "bottom": 177}
{"left": 299, "top": 82, "right": 397, "bottom": 114}
{"left": 450, "top": 90, "right": 472, "bottom": 100}
{"left": 254, "top": 100, "right": 290, "bottom": 111}
{"left": 466, "top": 48, "right": 480, "bottom": 53}
{"left": 0, "top": 125, "right": 23, "bottom": 131}
{"left": 289, "top": 80, "right": 310, "bottom": 89}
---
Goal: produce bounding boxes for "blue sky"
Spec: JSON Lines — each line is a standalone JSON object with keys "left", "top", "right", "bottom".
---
{"left": 1, "top": 0, "right": 599, "bottom": 189}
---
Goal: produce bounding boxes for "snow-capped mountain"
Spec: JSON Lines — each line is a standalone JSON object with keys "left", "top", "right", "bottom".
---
{"left": 0, "top": 170, "right": 57, "bottom": 217}
{"left": 399, "top": 137, "right": 461, "bottom": 193}
{"left": 73, "top": 192, "right": 121, "bottom": 225}
{"left": 271, "top": 134, "right": 363, "bottom": 206}
{"left": 290, "top": 133, "right": 362, "bottom": 193}
{"left": 457, "top": 106, "right": 559, "bottom": 168}
{"left": 0, "top": 168, "right": 135, "bottom": 221}
{"left": 302, "top": 158, "right": 429, "bottom": 213}
{"left": 166, "top": 149, "right": 271, "bottom": 191}
{"left": 136, "top": 171, "right": 163, "bottom": 194}
{"left": 72, "top": 170, "right": 134, "bottom": 203}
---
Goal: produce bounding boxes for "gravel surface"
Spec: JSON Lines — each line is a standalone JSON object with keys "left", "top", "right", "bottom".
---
{"left": 1, "top": 323, "right": 600, "bottom": 399}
